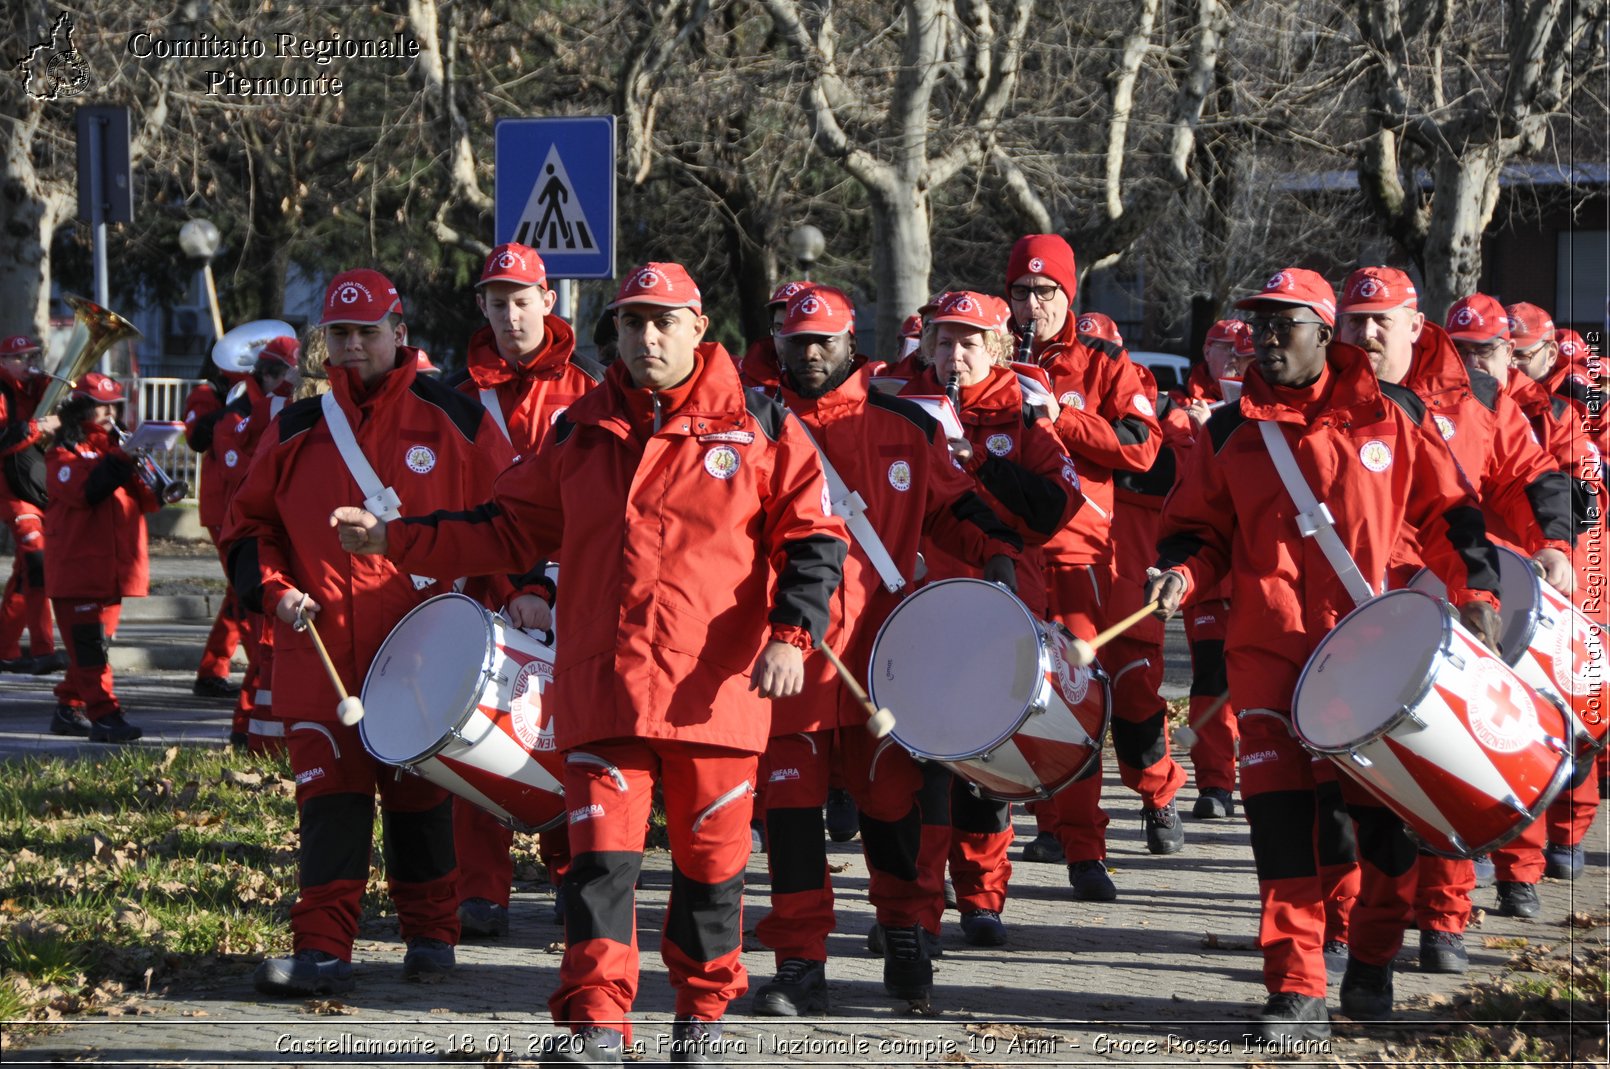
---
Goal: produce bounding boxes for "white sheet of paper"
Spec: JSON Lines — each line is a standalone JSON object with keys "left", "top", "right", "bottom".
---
{"left": 122, "top": 420, "right": 185, "bottom": 452}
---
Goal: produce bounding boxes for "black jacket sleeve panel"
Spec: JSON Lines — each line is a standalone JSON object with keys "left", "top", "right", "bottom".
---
{"left": 1524, "top": 470, "right": 1579, "bottom": 544}
{"left": 1113, "top": 415, "right": 1153, "bottom": 446}
{"left": 770, "top": 534, "right": 848, "bottom": 644}
{"left": 975, "top": 455, "right": 1071, "bottom": 537}
{"left": 83, "top": 455, "right": 135, "bottom": 506}
{"left": 1443, "top": 504, "right": 1502, "bottom": 596}
{"left": 226, "top": 537, "right": 266, "bottom": 615}
{"left": 187, "top": 406, "right": 233, "bottom": 453}
{"left": 947, "top": 490, "right": 1026, "bottom": 552}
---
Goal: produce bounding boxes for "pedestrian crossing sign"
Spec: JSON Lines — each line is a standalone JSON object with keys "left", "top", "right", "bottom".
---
{"left": 494, "top": 116, "right": 616, "bottom": 280}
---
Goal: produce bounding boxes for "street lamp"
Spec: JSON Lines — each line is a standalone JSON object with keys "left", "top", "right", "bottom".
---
{"left": 178, "top": 218, "right": 225, "bottom": 341}
{"left": 787, "top": 224, "right": 826, "bottom": 280}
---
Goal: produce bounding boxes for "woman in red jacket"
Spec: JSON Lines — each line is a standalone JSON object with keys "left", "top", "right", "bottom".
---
{"left": 44, "top": 373, "right": 159, "bottom": 742}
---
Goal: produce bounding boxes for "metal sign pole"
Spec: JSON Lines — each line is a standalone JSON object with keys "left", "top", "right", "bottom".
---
{"left": 557, "top": 278, "right": 575, "bottom": 322}
{"left": 87, "top": 116, "right": 111, "bottom": 372}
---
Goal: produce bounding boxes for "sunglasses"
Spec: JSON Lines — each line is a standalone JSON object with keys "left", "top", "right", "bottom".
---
{"left": 1245, "top": 316, "right": 1327, "bottom": 338}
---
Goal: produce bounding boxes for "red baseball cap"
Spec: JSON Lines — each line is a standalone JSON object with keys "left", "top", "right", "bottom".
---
{"left": 900, "top": 314, "right": 924, "bottom": 340}
{"left": 0, "top": 335, "right": 41, "bottom": 357}
{"left": 71, "top": 371, "right": 125, "bottom": 404}
{"left": 1338, "top": 267, "right": 1418, "bottom": 314}
{"left": 1557, "top": 328, "right": 1589, "bottom": 364}
{"left": 1074, "top": 311, "right": 1124, "bottom": 347}
{"left": 1445, "top": 294, "right": 1510, "bottom": 343}
{"left": 414, "top": 349, "right": 439, "bottom": 374}
{"left": 779, "top": 286, "right": 855, "bottom": 337}
{"left": 1504, "top": 302, "right": 1555, "bottom": 349}
{"left": 768, "top": 280, "right": 810, "bottom": 309}
{"left": 609, "top": 262, "right": 703, "bottom": 314}
{"left": 1234, "top": 268, "right": 1337, "bottom": 326}
{"left": 933, "top": 292, "right": 1010, "bottom": 333}
{"left": 477, "top": 243, "right": 547, "bottom": 289}
{"left": 1006, "top": 234, "right": 1078, "bottom": 303}
{"left": 1204, "top": 319, "right": 1251, "bottom": 353}
{"left": 258, "top": 336, "right": 299, "bottom": 369}
{"left": 1233, "top": 327, "right": 1255, "bottom": 358}
{"left": 918, "top": 290, "right": 954, "bottom": 317}
{"left": 320, "top": 269, "right": 404, "bottom": 326}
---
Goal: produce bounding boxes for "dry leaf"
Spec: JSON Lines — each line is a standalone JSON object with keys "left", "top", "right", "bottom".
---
{"left": 303, "top": 998, "right": 356, "bottom": 1015}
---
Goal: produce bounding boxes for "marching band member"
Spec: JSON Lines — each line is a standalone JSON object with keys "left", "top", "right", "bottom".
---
{"left": 333, "top": 262, "right": 849, "bottom": 1066}
{"left": 44, "top": 373, "right": 161, "bottom": 742}
{"left": 1006, "top": 234, "right": 1188, "bottom": 901}
{"left": 442, "top": 243, "right": 604, "bottom": 941}
{"left": 181, "top": 365, "right": 247, "bottom": 701}
{"left": 738, "top": 280, "right": 808, "bottom": 391}
{"left": 0, "top": 334, "right": 62, "bottom": 676}
{"left": 225, "top": 270, "right": 514, "bottom": 998}
{"left": 1148, "top": 266, "right": 1503, "bottom": 1041}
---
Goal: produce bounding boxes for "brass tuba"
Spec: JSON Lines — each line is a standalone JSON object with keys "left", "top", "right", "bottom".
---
{"left": 33, "top": 295, "right": 142, "bottom": 418}
{"left": 212, "top": 319, "right": 297, "bottom": 375}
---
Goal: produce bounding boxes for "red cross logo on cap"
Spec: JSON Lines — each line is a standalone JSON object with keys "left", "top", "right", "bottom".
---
{"left": 954, "top": 296, "right": 975, "bottom": 312}
{"left": 1028, "top": 257, "right": 1044, "bottom": 273}
{"left": 799, "top": 296, "right": 822, "bottom": 315}
{"left": 339, "top": 285, "right": 361, "bottom": 305}
{"left": 497, "top": 251, "right": 519, "bottom": 269}
{"left": 1561, "top": 340, "right": 1581, "bottom": 359}
{"left": 782, "top": 283, "right": 803, "bottom": 299}
{"left": 1266, "top": 272, "right": 1290, "bottom": 291}
{"left": 635, "top": 268, "right": 662, "bottom": 289}
{"left": 1076, "top": 315, "right": 1096, "bottom": 332}
{"left": 1453, "top": 307, "right": 1476, "bottom": 326}
{"left": 1355, "top": 277, "right": 1382, "bottom": 298}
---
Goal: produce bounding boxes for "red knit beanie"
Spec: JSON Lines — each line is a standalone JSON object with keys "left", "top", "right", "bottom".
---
{"left": 1006, "top": 234, "right": 1078, "bottom": 303}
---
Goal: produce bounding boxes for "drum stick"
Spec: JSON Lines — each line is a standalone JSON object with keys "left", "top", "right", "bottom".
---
{"left": 818, "top": 644, "right": 896, "bottom": 738}
{"left": 296, "top": 600, "right": 365, "bottom": 726}
{"left": 1172, "top": 690, "right": 1232, "bottom": 749}
{"left": 1067, "top": 600, "right": 1163, "bottom": 667}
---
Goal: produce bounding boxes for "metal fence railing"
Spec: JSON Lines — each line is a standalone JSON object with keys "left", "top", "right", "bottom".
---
{"left": 131, "top": 377, "right": 205, "bottom": 504}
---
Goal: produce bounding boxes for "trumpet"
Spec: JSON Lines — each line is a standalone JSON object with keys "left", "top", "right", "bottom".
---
{"left": 110, "top": 421, "right": 190, "bottom": 505}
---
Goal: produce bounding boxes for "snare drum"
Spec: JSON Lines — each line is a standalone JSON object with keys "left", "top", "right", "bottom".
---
{"left": 1293, "top": 589, "right": 1573, "bottom": 858}
{"left": 867, "top": 578, "right": 1110, "bottom": 802}
{"left": 1409, "top": 546, "right": 1607, "bottom": 755}
{"left": 360, "top": 593, "right": 565, "bottom": 832}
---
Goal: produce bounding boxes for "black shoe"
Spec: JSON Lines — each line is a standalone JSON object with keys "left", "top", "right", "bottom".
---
{"left": 254, "top": 949, "right": 354, "bottom": 997}
{"left": 1254, "top": 991, "right": 1331, "bottom": 1043}
{"left": 0, "top": 655, "right": 30, "bottom": 674}
{"left": 866, "top": 922, "right": 942, "bottom": 958}
{"left": 27, "top": 651, "right": 69, "bottom": 675}
{"left": 1020, "top": 831, "right": 1065, "bottom": 863}
{"left": 402, "top": 937, "right": 455, "bottom": 982}
{"left": 1496, "top": 881, "right": 1541, "bottom": 918}
{"left": 670, "top": 1016, "right": 725, "bottom": 1065}
{"left": 1068, "top": 860, "right": 1118, "bottom": 901}
{"left": 1472, "top": 854, "right": 1495, "bottom": 887}
{"left": 944, "top": 878, "right": 957, "bottom": 910}
{"left": 881, "top": 923, "right": 933, "bottom": 1001}
{"left": 1339, "top": 958, "right": 1394, "bottom": 1019}
{"left": 1142, "top": 802, "right": 1185, "bottom": 854}
{"left": 193, "top": 675, "right": 241, "bottom": 699}
{"left": 49, "top": 705, "right": 92, "bottom": 737}
{"left": 1323, "top": 939, "right": 1348, "bottom": 975}
{"left": 229, "top": 731, "right": 249, "bottom": 751}
{"left": 960, "top": 909, "right": 1008, "bottom": 946}
{"left": 89, "top": 710, "right": 143, "bottom": 744}
{"left": 752, "top": 957, "right": 827, "bottom": 1016}
{"left": 1544, "top": 841, "right": 1585, "bottom": 880}
{"left": 534, "top": 1026, "right": 624, "bottom": 1066}
{"left": 1419, "top": 929, "right": 1468, "bottom": 974}
{"left": 1191, "top": 787, "right": 1235, "bottom": 819}
{"left": 824, "top": 788, "right": 859, "bottom": 843}
{"left": 458, "top": 897, "right": 509, "bottom": 938}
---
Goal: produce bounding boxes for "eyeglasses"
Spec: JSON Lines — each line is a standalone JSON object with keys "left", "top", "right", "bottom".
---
{"left": 1245, "top": 316, "right": 1326, "bottom": 338}
{"left": 1009, "top": 283, "right": 1062, "bottom": 303}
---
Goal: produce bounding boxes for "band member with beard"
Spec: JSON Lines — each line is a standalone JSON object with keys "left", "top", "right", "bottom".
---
{"left": 0, "top": 334, "right": 63, "bottom": 676}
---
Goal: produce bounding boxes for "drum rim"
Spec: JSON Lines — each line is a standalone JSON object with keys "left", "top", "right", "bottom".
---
{"left": 1492, "top": 546, "right": 1546, "bottom": 667}
{"left": 359, "top": 591, "right": 499, "bottom": 764}
{"left": 1293, "top": 589, "right": 1452, "bottom": 754}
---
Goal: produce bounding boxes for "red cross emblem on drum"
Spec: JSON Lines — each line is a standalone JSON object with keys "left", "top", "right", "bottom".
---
{"left": 1553, "top": 615, "right": 1605, "bottom": 696}
{"left": 1466, "top": 660, "right": 1537, "bottom": 754}
{"left": 508, "top": 657, "right": 555, "bottom": 751}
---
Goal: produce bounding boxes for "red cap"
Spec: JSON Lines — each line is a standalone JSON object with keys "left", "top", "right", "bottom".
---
{"left": 1234, "top": 268, "right": 1337, "bottom": 326}
{"left": 259, "top": 336, "right": 299, "bottom": 369}
{"left": 320, "top": 269, "right": 404, "bottom": 326}
{"left": 1557, "top": 329, "right": 1592, "bottom": 368}
{"left": 1338, "top": 267, "right": 1418, "bottom": 314}
{"left": 71, "top": 371, "right": 125, "bottom": 404}
{"left": 768, "top": 280, "right": 810, "bottom": 309}
{"left": 1006, "top": 234, "right": 1078, "bottom": 303}
{"left": 918, "top": 290, "right": 953, "bottom": 317}
{"left": 1504, "top": 302, "right": 1555, "bottom": 349}
{"left": 779, "top": 286, "right": 855, "bottom": 337}
{"left": 1074, "top": 311, "right": 1124, "bottom": 347}
{"left": 0, "top": 335, "right": 41, "bottom": 356}
{"left": 1233, "top": 328, "right": 1255, "bottom": 358}
{"left": 609, "top": 262, "right": 703, "bottom": 314}
{"left": 1445, "top": 294, "right": 1510, "bottom": 343}
{"left": 478, "top": 243, "right": 547, "bottom": 289}
{"left": 414, "top": 350, "right": 438, "bottom": 374}
{"left": 933, "top": 292, "right": 1010, "bottom": 332}
{"left": 900, "top": 314, "right": 924, "bottom": 340}
{"left": 1204, "top": 319, "right": 1251, "bottom": 353}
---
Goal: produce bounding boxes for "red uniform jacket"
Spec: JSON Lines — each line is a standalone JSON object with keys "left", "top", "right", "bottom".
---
{"left": 446, "top": 318, "right": 602, "bottom": 458}
{"left": 182, "top": 379, "right": 239, "bottom": 528}
{"left": 770, "top": 365, "right": 1028, "bottom": 734}
{"left": 1544, "top": 355, "right": 1610, "bottom": 462}
{"left": 1156, "top": 344, "right": 1501, "bottom": 714}
{"left": 221, "top": 354, "right": 515, "bottom": 723}
{"left": 738, "top": 336, "right": 782, "bottom": 392}
{"left": 0, "top": 369, "right": 50, "bottom": 513}
{"left": 386, "top": 345, "right": 850, "bottom": 755}
{"left": 211, "top": 377, "right": 289, "bottom": 505}
{"left": 44, "top": 426, "right": 159, "bottom": 600}
{"left": 1028, "top": 316, "right": 1162, "bottom": 565}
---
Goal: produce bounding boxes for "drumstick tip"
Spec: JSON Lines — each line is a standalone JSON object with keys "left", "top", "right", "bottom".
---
{"left": 337, "top": 696, "right": 366, "bottom": 726}
{"left": 1067, "top": 638, "right": 1095, "bottom": 667}
{"left": 1173, "top": 724, "right": 1198, "bottom": 749}
{"left": 866, "top": 708, "right": 896, "bottom": 738}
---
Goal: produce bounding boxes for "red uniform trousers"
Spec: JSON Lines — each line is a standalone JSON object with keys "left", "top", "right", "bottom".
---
{"left": 285, "top": 718, "right": 459, "bottom": 961}
{"left": 51, "top": 599, "right": 123, "bottom": 718}
{"left": 453, "top": 800, "right": 573, "bottom": 906}
{"left": 551, "top": 738, "right": 754, "bottom": 1039}
{"left": 1042, "top": 561, "right": 1187, "bottom": 860}
{"left": 1413, "top": 855, "right": 1476, "bottom": 934}
{"left": 196, "top": 527, "right": 243, "bottom": 682}
{"left": 756, "top": 727, "right": 939, "bottom": 964}
{"left": 1545, "top": 769, "right": 1600, "bottom": 848}
{"left": 245, "top": 621, "right": 284, "bottom": 755}
{"left": 1182, "top": 597, "right": 1238, "bottom": 793}
{"left": 939, "top": 768, "right": 1013, "bottom": 915}
{"left": 0, "top": 507, "right": 53, "bottom": 658}
{"left": 229, "top": 607, "right": 266, "bottom": 738}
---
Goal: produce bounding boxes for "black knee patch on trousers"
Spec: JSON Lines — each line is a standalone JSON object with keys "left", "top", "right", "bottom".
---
{"left": 1347, "top": 802, "right": 1418, "bottom": 878}
{"left": 1245, "top": 789, "right": 1318, "bottom": 882}
{"left": 664, "top": 864, "right": 744, "bottom": 963}
{"left": 1188, "top": 639, "right": 1227, "bottom": 697}
{"left": 949, "top": 778, "right": 1010, "bottom": 834}
{"left": 1111, "top": 709, "right": 1168, "bottom": 771}
{"left": 860, "top": 805, "right": 921, "bottom": 881}
{"left": 382, "top": 797, "right": 455, "bottom": 883}
{"left": 916, "top": 761, "right": 951, "bottom": 827}
{"left": 767, "top": 806, "right": 827, "bottom": 894}
{"left": 68, "top": 621, "right": 108, "bottom": 669}
{"left": 300, "top": 792, "right": 375, "bottom": 887}
{"left": 566, "top": 850, "right": 641, "bottom": 946}
{"left": 21, "top": 550, "right": 44, "bottom": 590}
{"left": 1315, "top": 780, "right": 1358, "bottom": 867}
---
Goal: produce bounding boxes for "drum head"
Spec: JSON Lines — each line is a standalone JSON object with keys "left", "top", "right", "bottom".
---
{"left": 1409, "top": 547, "right": 1538, "bottom": 667}
{"left": 869, "top": 579, "right": 1043, "bottom": 759}
{"left": 1295, "top": 590, "right": 1445, "bottom": 751}
{"left": 361, "top": 594, "right": 494, "bottom": 763}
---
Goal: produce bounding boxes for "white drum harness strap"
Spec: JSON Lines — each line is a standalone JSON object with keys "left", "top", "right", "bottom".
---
{"left": 321, "top": 391, "right": 438, "bottom": 591}
{"left": 1257, "top": 419, "right": 1376, "bottom": 607}
{"left": 790, "top": 414, "right": 908, "bottom": 594}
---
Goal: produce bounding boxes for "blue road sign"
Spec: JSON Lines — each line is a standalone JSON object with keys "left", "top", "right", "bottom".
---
{"left": 495, "top": 116, "right": 616, "bottom": 279}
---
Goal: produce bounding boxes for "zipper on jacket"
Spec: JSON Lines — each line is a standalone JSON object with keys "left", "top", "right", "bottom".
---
{"left": 652, "top": 392, "right": 664, "bottom": 434}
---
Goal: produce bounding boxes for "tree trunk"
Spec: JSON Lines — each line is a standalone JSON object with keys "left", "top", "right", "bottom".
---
{"left": 1418, "top": 146, "right": 1501, "bottom": 321}
{"left": 867, "top": 182, "right": 932, "bottom": 360}
{"left": 0, "top": 109, "right": 65, "bottom": 338}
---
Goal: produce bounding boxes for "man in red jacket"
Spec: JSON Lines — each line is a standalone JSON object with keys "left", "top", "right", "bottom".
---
{"left": 737, "top": 279, "right": 809, "bottom": 391}
{"left": 333, "top": 261, "right": 848, "bottom": 1067}
{"left": 1148, "top": 266, "right": 1503, "bottom": 1042}
{"left": 0, "top": 334, "right": 62, "bottom": 675}
{"left": 182, "top": 367, "right": 247, "bottom": 701}
{"left": 1005, "top": 234, "right": 1188, "bottom": 900}
{"left": 224, "top": 269, "right": 514, "bottom": 999}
